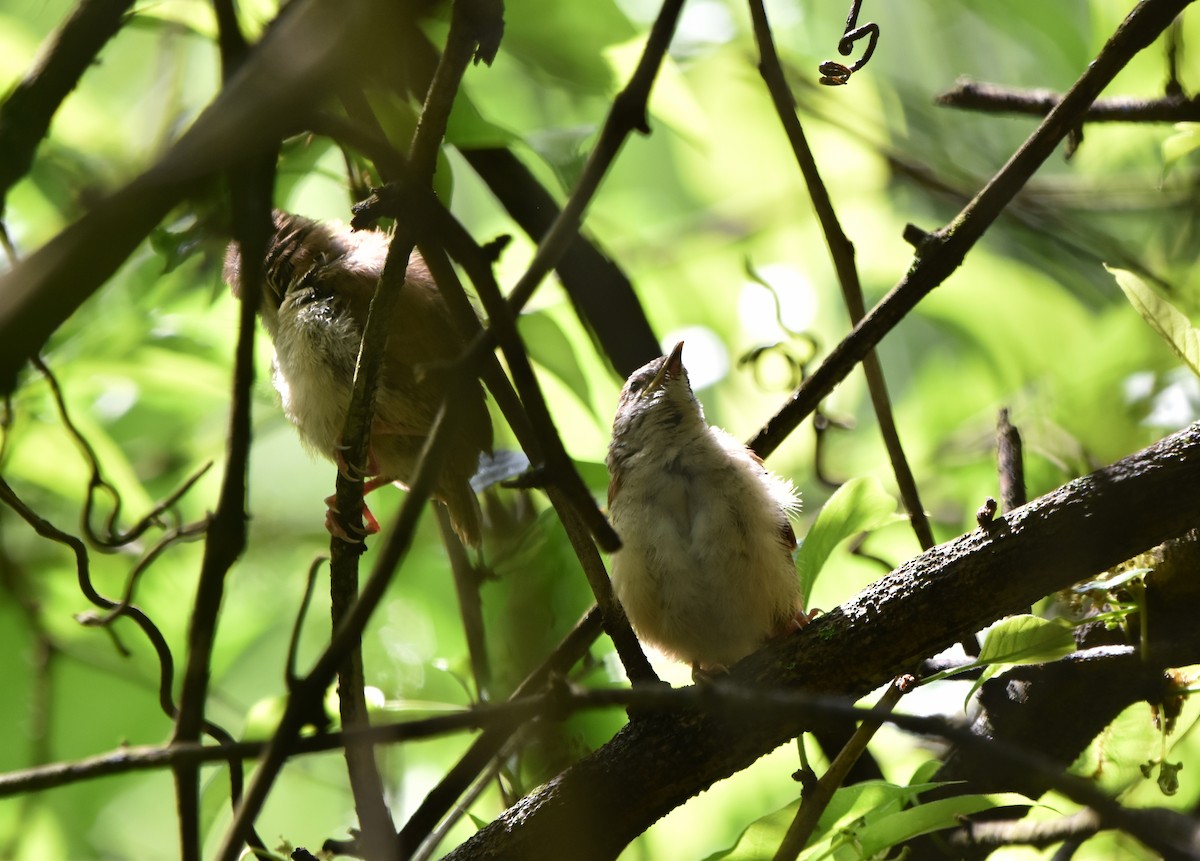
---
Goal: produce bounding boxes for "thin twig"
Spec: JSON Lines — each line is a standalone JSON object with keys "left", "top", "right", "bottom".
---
{"left": 287, "top": 556, "right": 327, "bottom": 687}
{"left": 937, "top": 79, "right": 1200, "bottom": 123}
{"left": 0, "top": 476, "right": 247, "bottom": 805}
{"left": 394, "top": 603, "right": 605, "bottom": 855}
{"left": 170, "top": 4, "right": 272, "bottom": 853}
{"left": 408, "top": 730, "right": 525, "bottom": 861}
{"left": 503, "top": 0, "right": 684, "bottom": 315}
{"left": 326, "top": 6, "right": 491, "bottom": 851}
{"left": 945, "top": 808, "right": 1103, "bottom": 851}
{"left": 546, "top": 490, "right": 658, "bottom": 685}
{"left": 212, "top": 394, "right": 463, "bottom": 861}
{"left": 89, "top": 520, "right": 209, "bottom": 624}
{"left": 748, "top": 0, "right": 934, "bottom": 551}
{"left": 32, "top": 356, "right": 213, "bottom": 549}
{"left": 997, "top": 408, "right": 1026, "bottom": 514}
{"left": 771, "top": 676, "right": 910, "bottom": 861}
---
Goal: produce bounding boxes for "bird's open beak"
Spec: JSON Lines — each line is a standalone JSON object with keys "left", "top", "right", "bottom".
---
{"left": 642, "top": 341, "right": 684, "bottom": 397}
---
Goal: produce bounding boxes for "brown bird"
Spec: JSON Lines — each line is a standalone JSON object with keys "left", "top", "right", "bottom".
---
{"left": 224, "top": 210, "right": 492, "bottom": 545}
{"left": 606, "top": 342, "right": 807, "bottom": 677}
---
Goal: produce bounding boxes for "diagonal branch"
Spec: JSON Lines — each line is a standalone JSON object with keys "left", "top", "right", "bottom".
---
{"left": 750, "top": 0, "right": 1196, "bottom": 459}
{"left": 0, "top": 0, "right": 373, "bottom": 393}
{"left": 0, "top": 0, "right": 135, "bottom": 212}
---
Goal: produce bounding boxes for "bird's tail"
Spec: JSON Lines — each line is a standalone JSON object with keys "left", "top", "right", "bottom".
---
{"left": 440, "top": 482, "right": 483, "bottom": 547}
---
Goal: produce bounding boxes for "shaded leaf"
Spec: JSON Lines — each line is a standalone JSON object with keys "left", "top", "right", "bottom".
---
{"left": 704, "top": 780, "right": 941, "bottom": 861}
{"left": 796, "top": 476, "right": 900, "bottom": 601}
{"left": 519, "top": 310, "right": 598, "bottom": 422}
{"left": 834, "top": 793, "right": 1031, "bottom": 859}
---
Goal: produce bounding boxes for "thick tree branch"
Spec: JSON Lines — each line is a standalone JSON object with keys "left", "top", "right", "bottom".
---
{"left": 444, "top": 420, "right": 1200, "bottom": 860}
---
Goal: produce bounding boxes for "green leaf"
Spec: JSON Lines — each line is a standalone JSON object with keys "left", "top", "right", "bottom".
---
{"left": 796, "top": 477, "right": 900, "bottom": 601}
{"left": 1107, "top": 265, "right": 1200, "bottom": 378}
{"left": 519, "top": 311, "right": 598, "bottom": 422}
{"left": 965, "top": 615, "right": 1076, "bottom": 705}
{"left": 1163, "top": 122, "right": 1200, "bottom": 171}
{"left": 706, "top": 782, "right": 1025, "bottom": 861}
{"left": 833, "top": 793, "right": 1030, "bottom": 859}
{"left": 704, "top": 781, "right": 932, "bottom": 861}
{"left": 975, "top": 615, "right": 1076, "bottom": 666}
{"left": 446, "top": 91, "right": 518, "bottom": 149}
{"left": 1074, "top": 567, "right": 1151, "bottom": 593}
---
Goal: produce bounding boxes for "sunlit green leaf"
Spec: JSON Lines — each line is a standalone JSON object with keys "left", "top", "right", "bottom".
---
{"left": 1163, "top": 122, "right": 1200, "bottom": 170}
{"left": 975, "top": 615, "right": 1076, "bottom": 666}
{"left": 1108, "top": 265, "right": 1200, "bottom": 378}
{"left": 706, "top": 783, "right": 1029, "bottom": 861}
{"left": 1074, "top": 567, "right": 1151, "bottom": 593}
{"left": 832, "top": 793, "right": 1031, "bottom": 859}
{"left": 964, "top": 615, "right": 1077, "bottom": 704}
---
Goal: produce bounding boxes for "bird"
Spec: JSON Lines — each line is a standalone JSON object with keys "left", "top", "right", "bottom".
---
{"left": 224, "top": 210, "right": 492, "bottom": 546}
{"left": 606, "top": 342, "right": 808, "bottom": 677}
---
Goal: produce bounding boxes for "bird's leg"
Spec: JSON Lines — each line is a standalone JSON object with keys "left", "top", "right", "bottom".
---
{"left": 323, "top": 443, "right": 389, "bottom": 541}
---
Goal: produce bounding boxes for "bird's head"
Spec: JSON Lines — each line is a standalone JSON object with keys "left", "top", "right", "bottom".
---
{"left": 611, "top": 342, "right": 706, "bottom": 448}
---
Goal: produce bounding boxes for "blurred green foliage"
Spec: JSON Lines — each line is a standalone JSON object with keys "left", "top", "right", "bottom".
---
{"left": 1, "top": 0, "right": 1199, "bottom": 859}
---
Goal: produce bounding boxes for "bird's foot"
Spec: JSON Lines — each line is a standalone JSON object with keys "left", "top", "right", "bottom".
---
{"left": 691, "top": 663, "right": 729, "bottom": 684}
{"left": 324, "top": 493, "right": 381, "bottom": 542}
{"left": 333, "top": 443, "right": 380, "bottom": 482}
{"left": 772, "top": 607, "right": 821, "bottom": 639}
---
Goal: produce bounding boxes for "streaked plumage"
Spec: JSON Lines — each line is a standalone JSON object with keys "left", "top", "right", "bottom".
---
{"left": 225, "top": 211, "right": 491, "bottom": 544}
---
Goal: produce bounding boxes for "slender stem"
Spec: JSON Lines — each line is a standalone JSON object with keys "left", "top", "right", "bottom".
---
{"left": 771, "top": 678, "right": 908, "bottom": 861}
{"left": 748, "top": 0, "right": 934, "bottom": 550}
{"left": 326, "top": 3, "right": 488, "bottom": 851}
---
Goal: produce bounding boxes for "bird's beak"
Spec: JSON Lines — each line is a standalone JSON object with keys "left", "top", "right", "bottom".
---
{"left": 642, "top": 341, "right": 684, "bottom": 397}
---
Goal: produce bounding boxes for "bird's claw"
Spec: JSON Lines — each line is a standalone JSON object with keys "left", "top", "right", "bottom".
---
{"left": 324, "top": 493, "right": 381, "bottom": 542}
{"left": 333, "top": 442, "right": 379, "bottom": 482}
{"left": 691, "top": 663, "right": 729, "bottom": 684}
